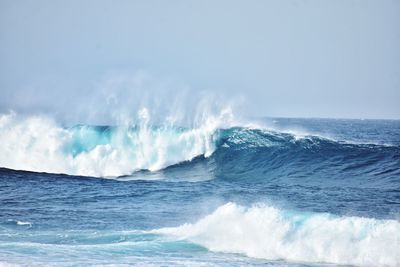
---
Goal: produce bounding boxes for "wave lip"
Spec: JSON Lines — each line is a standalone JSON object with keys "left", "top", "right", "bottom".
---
{"left": 154, "top": 202, "right": 400, "bottom": 266}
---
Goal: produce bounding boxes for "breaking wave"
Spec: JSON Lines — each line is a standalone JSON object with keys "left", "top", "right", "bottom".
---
{"left": 155, "top": 202, "right": 400, "bottom": 266}
{"left": 0, "top": 110, "right": 230, "bottom": 177}
{"left": 0, "top": 111, "right": 399, "bottom": 181}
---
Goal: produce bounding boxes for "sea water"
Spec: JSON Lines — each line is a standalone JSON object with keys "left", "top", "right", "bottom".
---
{"left": 0, "top": 113, "right": 399, "bottom": 266}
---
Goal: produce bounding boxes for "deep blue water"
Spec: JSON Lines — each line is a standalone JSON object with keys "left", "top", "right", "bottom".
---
{"left": 0, "top": 117, "right": 399, "bottom": 266}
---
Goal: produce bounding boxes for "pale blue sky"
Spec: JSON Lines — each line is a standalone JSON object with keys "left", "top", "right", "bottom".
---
{"left": 0, "top": 0, "right": 399, "bottom": 122}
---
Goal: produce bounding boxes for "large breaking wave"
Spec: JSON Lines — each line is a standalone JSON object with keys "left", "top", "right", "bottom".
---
{"left": 0, "top": 111, "right": 399, "bottom": 181}
{"left": 0, "top": 110, "right": 227, "bottom": 176}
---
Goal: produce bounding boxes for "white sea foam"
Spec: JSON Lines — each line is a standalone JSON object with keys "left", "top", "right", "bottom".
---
{"left": 16, "top": 221, "right": 32, "bottom": 226}
{"left": 154, "top": 202, "right": 400, "bottom": 266}
{"left": 0, "top": 109, "right": 234, "bottom": 177}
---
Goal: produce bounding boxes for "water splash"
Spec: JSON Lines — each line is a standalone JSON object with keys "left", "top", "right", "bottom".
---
{"left": 0, "top": 109, "right": 235, "bottom": 177}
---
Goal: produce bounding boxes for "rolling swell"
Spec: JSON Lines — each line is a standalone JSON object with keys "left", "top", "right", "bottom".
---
{"left": 206, "top": 128, "right": 400, "bottom": 187}
{"left": 156, "top": 127, "right": 400, "bottom": 188}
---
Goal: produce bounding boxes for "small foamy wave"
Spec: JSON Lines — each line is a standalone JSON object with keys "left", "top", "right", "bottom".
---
{"left": 154, "top": 202, "right": 400, "bottom": 266}
{"left": 16, "top": 221, "right": 32, "bottom": 226}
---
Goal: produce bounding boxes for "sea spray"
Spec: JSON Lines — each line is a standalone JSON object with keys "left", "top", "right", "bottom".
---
{"left": 0, "top": 108, "right": 234, "bottom": 177}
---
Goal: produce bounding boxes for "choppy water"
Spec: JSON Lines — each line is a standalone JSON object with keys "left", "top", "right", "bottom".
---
{"left": 0, "top": 114, "right": 399, "bottom": 266}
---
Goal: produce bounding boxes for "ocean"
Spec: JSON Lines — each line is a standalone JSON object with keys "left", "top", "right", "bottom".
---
{"left": 0, "top": 112, "right": 399, "bottom": 266}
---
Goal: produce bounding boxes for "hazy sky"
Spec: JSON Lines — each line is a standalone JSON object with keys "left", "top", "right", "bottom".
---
{"left": 0, "top": 0, "right": 399, "bottom": 122}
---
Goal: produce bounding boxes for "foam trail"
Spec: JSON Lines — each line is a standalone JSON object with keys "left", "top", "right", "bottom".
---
{"left": 154, "top": 202, "right": 400, "bottom": 266}
{"left": 0, "top": 109, "right": 233, "bottom": 177}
